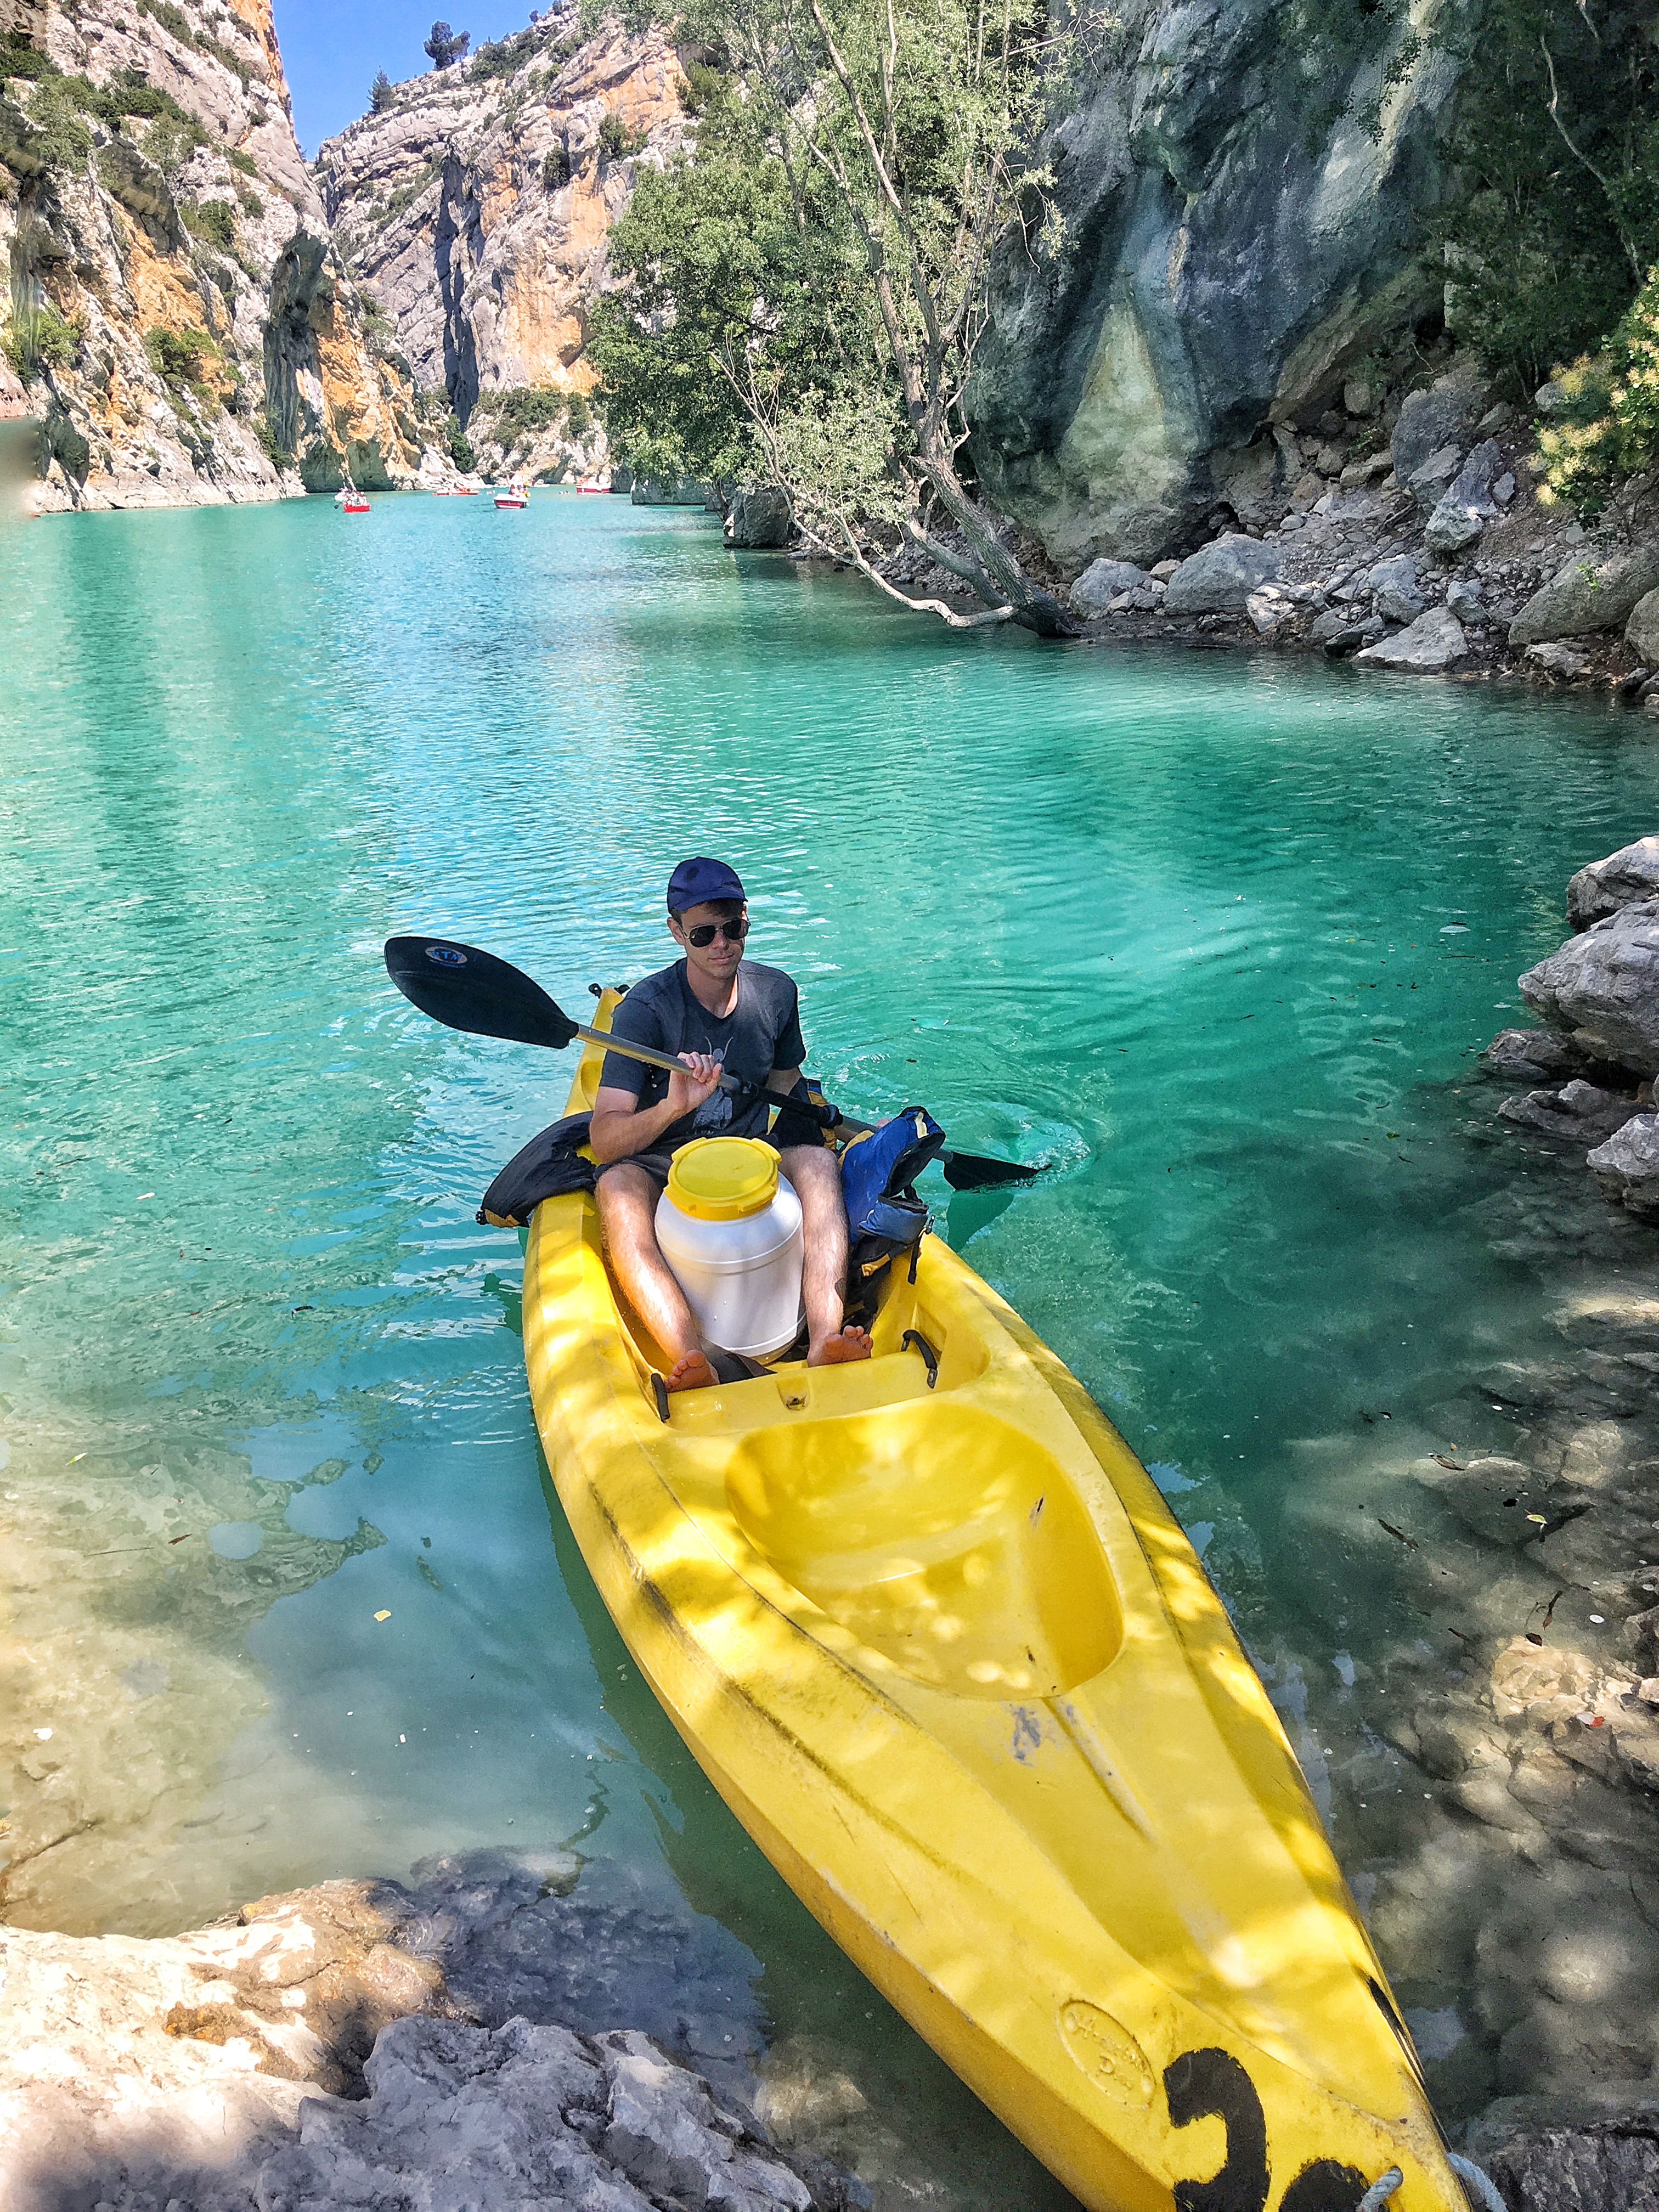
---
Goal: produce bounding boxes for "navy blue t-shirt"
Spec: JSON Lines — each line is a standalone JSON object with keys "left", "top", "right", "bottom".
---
{"left": 598, "top": 960, "right": 806, "bottom": 1150}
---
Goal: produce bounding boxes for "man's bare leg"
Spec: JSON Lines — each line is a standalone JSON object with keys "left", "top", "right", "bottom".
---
{"left": 781, "top": 1146, "right": 872, "bottom": 1367}
{"left": 595, "top": 1165, "right": 715, "bottom": 1391}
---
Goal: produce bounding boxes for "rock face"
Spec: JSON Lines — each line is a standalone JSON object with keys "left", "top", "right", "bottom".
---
{"left": 317, "top": 2, "right": 689, "bottom": 472}
{"left": 1568, "top": 838, "right": 1659, "bottom": 930}
{"left": 4, "top": 0, "right": 423, "bottom": 511}
{"left": 1509, "top": 545, "right": 1659, "bottom": 646}
{"left": 970, "top": 0, "right": 1459, "bottom": 565}
{"left": 1352, "top": 604, "right": 1466, "bottom": 672}
{"left": 1520, "top": 899, "right": 1659, "bottom": 1074}
{"left": 0, "top": 1850, "right": 860, "bottom": 2212}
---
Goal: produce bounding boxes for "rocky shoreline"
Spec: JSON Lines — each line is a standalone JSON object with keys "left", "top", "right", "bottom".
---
{"left": 876, "top": 363, "right": 1659, "bottom": 706}
{"left": 0, "top": 1847, "right": 868, "bottom": 2212}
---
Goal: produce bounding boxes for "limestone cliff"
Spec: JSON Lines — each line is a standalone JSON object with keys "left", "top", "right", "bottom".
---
{"left": 1, "top": 0, "right": 426, "bottom": 511}
{"left": 318, "top": 2, "right": 689, "bottom": 483}
{"left": 973, "top": 0, "right": 1459, "bottom": 566}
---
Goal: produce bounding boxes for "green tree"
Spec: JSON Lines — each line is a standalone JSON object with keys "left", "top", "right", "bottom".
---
{"left": 1432, "top": 0, "right": 1659, "bottom": 394}
{"left": 593, "top": 0, "right": 1076, "bottom": 633}
{"left": 422, "top": 20, "right": 470, "bottom": 67}
{"left": 370, "top": 69, "right": 394, "bottom": 110}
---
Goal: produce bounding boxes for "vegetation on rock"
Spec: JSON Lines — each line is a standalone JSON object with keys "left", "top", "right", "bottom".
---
{"left": 595, "top": 109, "right": 646, "bottom": 159}
{"left": 1534, "top": 270, "right": 1659, "bottom": 515}
{"left": 370, "top": 70, "right": 395, "bottom": 112}
{"left": 1432, "top": 0, "right": 1659, "bottom": 398}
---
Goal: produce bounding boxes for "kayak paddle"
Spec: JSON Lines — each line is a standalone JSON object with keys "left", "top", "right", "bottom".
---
{"left": 382, "top": 935, "right": 1042, "bottom": 1192}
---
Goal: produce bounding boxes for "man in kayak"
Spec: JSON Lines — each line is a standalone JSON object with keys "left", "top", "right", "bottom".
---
{"left": 589, "top": 856, "right": 873, "bottom": 1392}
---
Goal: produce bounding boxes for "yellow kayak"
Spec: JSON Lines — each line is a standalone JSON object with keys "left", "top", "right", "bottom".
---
{"left": 521, "top": 995, "right": 1466, "bottom": 2212}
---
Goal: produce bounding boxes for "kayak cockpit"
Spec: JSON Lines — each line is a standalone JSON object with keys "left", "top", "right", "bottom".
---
{"left": 726, "top": 1404, "right": 1122, "bottom": 1699}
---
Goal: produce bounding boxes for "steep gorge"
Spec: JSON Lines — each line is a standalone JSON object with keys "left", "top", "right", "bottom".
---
{"left": 0, "top": 0, "right": 421, "bottom": 508}
{"left": 316, "top": 4, "right": 690, "bottom": 485}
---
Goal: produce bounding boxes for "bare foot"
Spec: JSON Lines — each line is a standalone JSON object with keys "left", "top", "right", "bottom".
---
{"left": 665, "top": 1348, "right": 718, "bottom": 1392}
{"left": 808, "top": 1323, "right": 873, "bottom": 1367}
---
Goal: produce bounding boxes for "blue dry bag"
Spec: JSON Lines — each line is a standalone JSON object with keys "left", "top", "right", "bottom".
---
{"left": 839, "top": 1106, "right": 946, "bottom": 1316}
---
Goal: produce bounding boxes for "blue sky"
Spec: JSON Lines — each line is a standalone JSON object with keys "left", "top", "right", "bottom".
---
{"left": 273, "top": 0, "right": 537, "bottom": 153}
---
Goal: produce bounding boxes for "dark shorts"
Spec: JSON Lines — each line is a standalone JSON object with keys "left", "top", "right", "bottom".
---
{"left": 593, "top": 1127, "right": 826, "bottom": 1198}
{"left": 592, "top": 1146, "right": 679, "bottom": 1196}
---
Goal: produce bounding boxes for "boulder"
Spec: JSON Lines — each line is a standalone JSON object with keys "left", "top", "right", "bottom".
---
{"left": 1483, "top": 1028, "right": 1587, "bottom": 1082}
{"left": 1626, "top": 586, "right": 1659, "bottom": 664}
{"left": 1352, "top": 606, "right": 1468, "bottom": 672}
{"left": 1391, "top": 369, "right": 1489, "bottom": 483}
{"left": 1445, "top": 578, "right": 1483, "bottom": 619}
{"left": 1406, "top": 443, "right": 1466, "bottom": 511}
{"left": 1070, "top": 556, "right": 1153, "bottom": 616}
{"left": 1163, "top": 534, "right": 1283, "bottom": 615}
{"left": 1367, "top": 552, "right": 1423, "bottom": 623}
{"left": 725, "top": 486, "right": 793, "bottom": 549}
{"left": 1498, "top": 1081, "right": 1639, "bottom": 1143}
{"left": 1510, "top": 545, "right": 1659, "bottom": 645}
{"left": 1525, "top": 641, "right": 1591, "bottom": 679}
{"left": 1568, "top": 837, "right": 1659, "bottom": 929}
{"left": 1424, "top": 438, "right": 1504, "bottom": 556}
{"left": 1520, "top": 896, "right": 1659, "bottom": 1071}
{"left": 1588, "top": 1111, "right": 1659, "bottom": 1220}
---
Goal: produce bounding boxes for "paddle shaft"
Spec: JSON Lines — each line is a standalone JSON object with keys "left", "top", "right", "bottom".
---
{"left": 570, "top": 1020, "right": 878, "bottom": 1141}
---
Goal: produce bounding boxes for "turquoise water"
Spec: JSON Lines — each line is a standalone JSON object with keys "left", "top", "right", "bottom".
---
{"left": 5, "top": 493, "right": 1659, "bottom": 2195}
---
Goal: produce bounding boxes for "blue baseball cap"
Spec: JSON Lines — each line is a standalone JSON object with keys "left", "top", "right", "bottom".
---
{"left": 667, "top": 856, "right": 746, "bottom": 913}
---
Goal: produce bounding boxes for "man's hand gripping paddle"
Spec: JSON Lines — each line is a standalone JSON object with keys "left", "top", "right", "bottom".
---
{"left": 382, "top": 935, "right": 1042, "bottom": 1192}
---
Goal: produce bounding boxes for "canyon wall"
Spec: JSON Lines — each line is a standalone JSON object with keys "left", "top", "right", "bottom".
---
{"left": 973, "top": 0, "right": 1460, "bottom": 566}
{"left": 317, "top": 2, "right": 689, "bottom": 483}
{"left": 1, "top": 0, "right": 427, "bottom": 511}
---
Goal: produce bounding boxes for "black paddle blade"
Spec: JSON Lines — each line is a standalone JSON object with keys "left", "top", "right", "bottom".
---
{"left": 383, "top": 936, "right": 579, "bottom": 1051}
{"left": 941, "top": 1149, "right": 1044, "bottom": 1192}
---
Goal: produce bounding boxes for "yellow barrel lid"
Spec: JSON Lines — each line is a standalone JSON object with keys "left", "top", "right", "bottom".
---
{"left": 666, "top": 1136, "right": 781, "bottom": 1221}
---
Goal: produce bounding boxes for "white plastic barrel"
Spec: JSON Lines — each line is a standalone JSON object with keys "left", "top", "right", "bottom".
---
{"left": 655, "top": 1136, "right": 805, "bottom": 1358}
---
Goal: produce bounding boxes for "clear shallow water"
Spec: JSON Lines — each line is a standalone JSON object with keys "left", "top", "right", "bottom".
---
{"left": 5, "top": 493, "right": 1659, "bottom": 2195}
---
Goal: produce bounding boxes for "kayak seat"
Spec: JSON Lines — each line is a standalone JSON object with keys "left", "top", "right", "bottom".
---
{"left": 726, "top": 1404, "right": 1123, "bottom": 1699}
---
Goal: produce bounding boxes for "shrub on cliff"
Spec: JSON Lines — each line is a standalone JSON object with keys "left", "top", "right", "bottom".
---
{"left": 541, "top": 143, "right": 571, "bottom": 190}
{"left": 26, "top": 78, "right": 91, "bottom": 170}
{"left": 182, "top": 199, "right": 236, "bottom": 251}
{"left": 1534, "top": 269, "right": 1659, "bottom": 515}
{"left": 473, "top": 386, "right": 566, "bottom": 435}
{"left": 2, "top": 300, "right": 82, "bottom": 383}
{"left": 596, "top": 111, "right": 647, "bottom": 160}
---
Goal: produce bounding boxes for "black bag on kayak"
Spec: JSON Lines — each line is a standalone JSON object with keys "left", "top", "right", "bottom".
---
{"left": 476, "top": 1112, "right": 596, "bottom": 1227}
{"left": 840, "top": 1105, "right": 945, "bottom": 1317}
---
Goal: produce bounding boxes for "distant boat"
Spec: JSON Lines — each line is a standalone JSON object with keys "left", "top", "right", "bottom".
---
{"left": 336, "top": 486, "right": 370, "bottom": 514}
{"left": 577, "top": 479, "right": 607, "bottom": 494}
{"left": 493, "top": 480, "right": 529, "bottom": 509}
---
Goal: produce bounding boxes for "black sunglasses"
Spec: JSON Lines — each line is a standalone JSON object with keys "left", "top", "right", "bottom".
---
{"left": 682, "top": 916, "right": 749, "bottom": 947}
